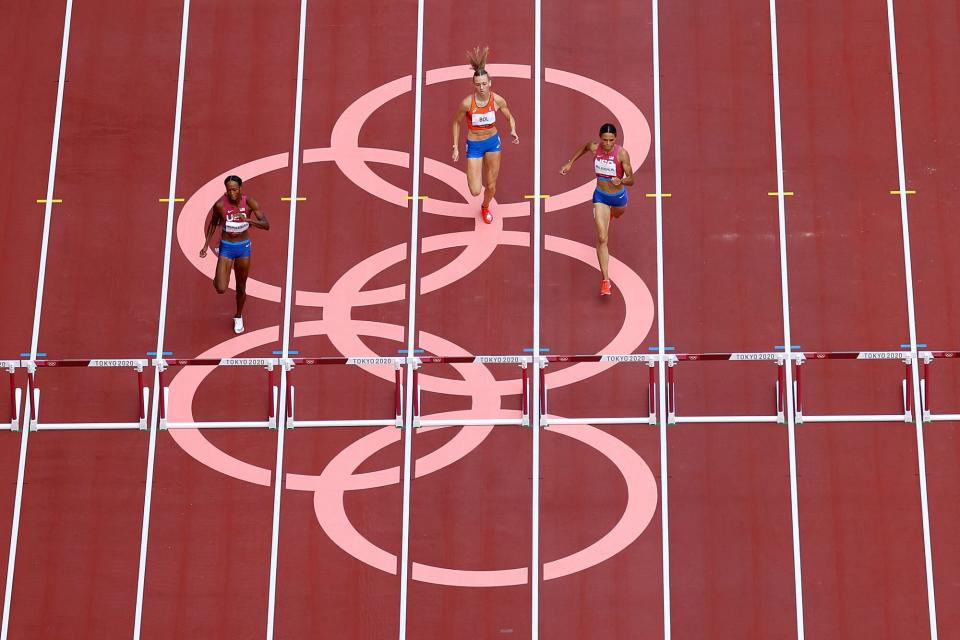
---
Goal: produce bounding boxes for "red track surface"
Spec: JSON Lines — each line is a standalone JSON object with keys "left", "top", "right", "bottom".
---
{"left": 1, "top": 0, "right": 958, "bottom": 639}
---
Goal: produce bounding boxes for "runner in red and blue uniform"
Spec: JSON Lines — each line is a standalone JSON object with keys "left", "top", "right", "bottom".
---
{"left": 560, "top": 123, "right": 635, "bottom": 296}
{"left": 199, "top": 175, "right": 270, "bottom": 333}
{"left": 451, "top": 46, "right": 519, "bottom": 224}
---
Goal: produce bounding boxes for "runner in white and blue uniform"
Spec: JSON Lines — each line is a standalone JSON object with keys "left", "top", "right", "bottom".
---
{"left": 199, "top": 175, "right": 270, "bottom": 333}
{"left": 560, "top": 123, "right": 635, "bottom": 296}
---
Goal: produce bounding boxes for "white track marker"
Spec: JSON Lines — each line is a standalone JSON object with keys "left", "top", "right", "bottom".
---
{"left": 531, "top": 0, "right": 543, "bottom": 637}
{"left": 397, "top": 0, "right": 426, "bottom": 636}
{"left": 650, "top": 1, "right": 671, "bottom": 637}
{"left": 767, "top": 2, "right": 805, "bottom": 638}
{"left": 132, "top": 1, "right": 191, "bottom": 638}
{"left": 265, "top": 1, "right": 308, "bottom": 638}
{"left": 1, "top": 2, "right": 73, "bottom": 638}
{"left": 884, "top": 2, "right": 938, "bottom": 637}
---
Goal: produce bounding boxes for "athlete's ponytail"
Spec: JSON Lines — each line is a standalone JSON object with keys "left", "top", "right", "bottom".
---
{"left": 466, "top": 45, "right": 491, "bottom": 80}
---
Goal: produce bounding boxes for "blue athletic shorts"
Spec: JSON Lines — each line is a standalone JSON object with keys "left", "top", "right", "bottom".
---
{"left": 219, "top": 238, "right": 251, "bottom": 259}
{"left": 465, "top": 133, "right": 502, "bottom": 158}
{"left": 592, "top": 187, "right": 629, "bottom": 208}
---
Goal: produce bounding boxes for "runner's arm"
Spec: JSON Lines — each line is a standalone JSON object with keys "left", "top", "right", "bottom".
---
{"left": 244, "top": 197, "right": 270, "bottom": 230}
{"left": 618, "top": 148, "right": 635, "bottom": 186}
{"left": 560, "top": 142, "right": 598, "bottom": 175}
{"left": 199, "top": 203, "right": 223, "bottom": 257}
{"left": 496, "top": 95, "right": 519, "bottom": 143}
{"left": 451, "top": 98, "right": 470, "bottom": 161}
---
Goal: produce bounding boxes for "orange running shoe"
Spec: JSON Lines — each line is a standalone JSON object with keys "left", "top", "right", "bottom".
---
{"left": 600, "top": 279, "right": 612, "bottom": 296}
{"left": 481, "top": 206, "right": 493, "bottom": 224}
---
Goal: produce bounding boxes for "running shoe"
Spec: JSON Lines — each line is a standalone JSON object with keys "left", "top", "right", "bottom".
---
{"left": 233, "top": 316, "right": 245, "bottom": 334}
{"left": 481, "top": 206, "right": 493, "bottom": 224}
{"left": 600, "top": 279, "right": 612, "bottom": 296}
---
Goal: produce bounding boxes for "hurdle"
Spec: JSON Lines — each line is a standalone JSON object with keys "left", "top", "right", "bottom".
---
{"left": 410, "top": 356, "right": 532, "bottom": 428}
{"left": 910, "top": 351, "right": 959, "bottom": 423}
{"left": 4, "top": 361, "right": 20, "bottom": 430}
{"left": 665, "top": 352, "right": 787, "bottom": 425}
{"left": 793, "top": 351, "right": 913, "bottom": 423}
{"left": 540, "top": 354, "right": 657, "bottom": 427}
{"left": 21, "top": 359, "right": 149, "bottom": 431}
{"left": 155, "top": 357, "right": 279, "bottom": 429}
{"left": 283, "top": 356, "right": 404, "bottom": 428}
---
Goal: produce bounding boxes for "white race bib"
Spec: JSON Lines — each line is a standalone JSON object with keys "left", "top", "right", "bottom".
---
{"left": 595, "top": 157, "right": 617, "bottom": 177}
{"left": 471, "top": 111, "right": 496, "bottom": 127}
{"left": 224, "top": 213, "right": 249, "bottom": 233}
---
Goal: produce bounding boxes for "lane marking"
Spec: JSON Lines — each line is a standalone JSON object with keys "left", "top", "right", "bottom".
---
{"left": 890, "top": 189, "right": 916, "bottom": 195}
{"left": 767, "top": 1, "right": 805, "bottom": 638}
{"left": 650, "top": 0, "right": 671, "bottom": 637}
{"left": 532, "top": 0, "right": 543, "bottom": 636}
{"left": 768, "top": 191, "right": 794, "bottom": 196}
{"left": 884, "top": 2, "right": 938, "bottom": 637}
{"left": 397, "top": 0, "right": 426, "bottom": 635}
{"left": 265, "top": 1, "right": 309, "bottom": 638}
{"left": 2, "top": 1, "right": 74, "bottom": 638}
{"left": 524, "top": 194, "right": 549, "bottom": 199}
{"left": 280, "top": 196, "right": 307, "bottom": 201}
{"left": 645, "top": 193, "right": 671, "bottom": 198}
{"left": 133, "top": 1, "right": 191, "bottom": 638}
{"left": 404, "top": 195, "right": 428, "bottom": 200}
{"left": 34, "top": 199, "right": 62, "bottom": 203}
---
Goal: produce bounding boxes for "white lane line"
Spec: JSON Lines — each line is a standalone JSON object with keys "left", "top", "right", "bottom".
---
{"left": 1, "top": 1, "right": 74, "bottom": 637}
{"left": 397, "top": 0, "right": 426, "bottom": 634}
{"left": 265, "top": 1, "right": 308, "bottom": 638}
{"left": 650, "top": 1, "right": 671, "bottom": 637}
{"left": 132, "top": 1, "right": 192, "bottom": 637}
{"left": 766, "top": 2, "right": 805, "bottom": 638}
{"left": 531, "top": 0, "right": 543, "bottom": 636}
{"left": 884, "top": 2, "right": 938, "bottom": 637}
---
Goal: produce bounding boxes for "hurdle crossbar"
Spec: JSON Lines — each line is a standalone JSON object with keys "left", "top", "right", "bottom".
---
{"left": 155, "top": 358, "right": 279, "bottom": 429}
{"left": 3, "top": 361, "right": 20, "bottom": 431}
{"left": 666, "top": 352, "right": 786, "bottom": 425}
{"left": 283, "top": 356, "right": 405, "bottom": 429}
{"left": 23, "top": 359, "right": 149, "bottom": 431}
{"left": 541, "top": 354, "right": 657, "bottom": 427}
{"left": 793, "top": 351, "right": 914, "bottom": 424}
{"left": 411, "top": 356, "right": 532, "bottom": 428}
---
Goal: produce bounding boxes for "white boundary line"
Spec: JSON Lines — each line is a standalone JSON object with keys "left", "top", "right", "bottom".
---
{"left": 531, "top": 0, "right": 543, "bottom": 636}
{"left": 649, "top": 1, "right": 670, "bottom": 637}
{"left": 766, "top": 2, "right": 805, "bottom": 638}
{"left": 132, "top": 1, "right": 191, "bottom": 637}
{"left": 265, "top": 1, "right": 308, "bottom": 638}
{"left": 397, "top": 0, "right": 426, "bottom": 635}
{"left": 884, "top": 2, "right": 938, "bottom": 637}
{"left": 1, "top": 1, "right": 73, "bottom": 637}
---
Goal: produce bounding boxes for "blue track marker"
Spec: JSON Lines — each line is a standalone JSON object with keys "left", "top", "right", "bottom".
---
{"left": 901, "top": 343, "right": 927, "bottom": 349}
{"left": 20, "top": 353, "right": 47, "bottom": 358}
{"left": 775, "top": 345, "right": 801, "bottom": 350}
{"left": 273, "top": 350, "right": 299, "bottom": 355}
{"left": 398, "top": 348, "right": 425, "bottom": 354}
{"left": 648, "top": 346, "right": 675, "bottom": 351}
{"left": 523, "top": 347, "right": 550, "bottom": 353}
{"left": 147, "top": 351, "right": 173, "bottom": 357}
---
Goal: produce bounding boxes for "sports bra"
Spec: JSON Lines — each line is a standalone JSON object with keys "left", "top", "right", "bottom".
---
{"left": 222, "top": 195, "right": 250, "bottom": 234}
{"left": 594, "top": 144, "right": 623, "bottom": 182}
{"left": 466, "top": 93, "right": 498, "bottom": 131}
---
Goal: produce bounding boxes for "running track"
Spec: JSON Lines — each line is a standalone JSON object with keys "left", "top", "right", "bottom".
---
{"left": 1, "top": 0, "right": 959, "bottom": 638}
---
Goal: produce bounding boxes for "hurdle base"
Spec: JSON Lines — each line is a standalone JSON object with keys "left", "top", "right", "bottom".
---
{"left": 29, "top": 387, "right": 151, "bottom": 431}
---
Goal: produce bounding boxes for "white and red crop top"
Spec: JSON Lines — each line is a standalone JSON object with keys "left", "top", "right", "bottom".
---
{"left": 221, "top": 195, "right": 250, "bottom": 233}
{"left": 594, "top": 144, "right": 623, "bottom": 181}
{"left": 466, "top": 93, "right": 498, "bottom": 131}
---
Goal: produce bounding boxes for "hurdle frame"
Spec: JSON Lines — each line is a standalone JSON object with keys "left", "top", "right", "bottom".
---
{"left": 3, "top": 361, "right": 20, "bottom": 431}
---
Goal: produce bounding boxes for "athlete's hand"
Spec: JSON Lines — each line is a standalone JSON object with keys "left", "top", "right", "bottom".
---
{"left": 611, "top": 177, "right": 622, "bottom": 186}
{"left": 510, "top": 131, "right": 520, "bottom": 144}
{"left": 452, "top": 146, "right": 459, "bottom": 162}
{"left": 560, "top": 162, "right": 572, "bottom": 175}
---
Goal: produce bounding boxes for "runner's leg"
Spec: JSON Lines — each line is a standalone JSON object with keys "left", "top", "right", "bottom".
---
{"left": 214, "top": 256, "right": 234, "bottom": 294}
{"left": 466, "top": 157, "right": 483, "bottom": 197}
{"left": 233, "top": 256, "right": 250, "bottom": 318}
{"left": 481, "top": 151, "right": 501, "bottom": 209}
{"left": 594, "top": 203, "right": 612, "bottom": 280}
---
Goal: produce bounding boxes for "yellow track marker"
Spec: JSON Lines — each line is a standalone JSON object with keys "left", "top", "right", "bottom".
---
{"left": 645, "top": 193, "right": 672, "bottom": 198}
{"left": 158, "top": 197, "right": 185, "bottom": 203}
{"left": 36, "top": 199, "right": 62, "bottom": 204}
{"left": 767, "top": 191, "right": 794, "bottom": 196}
{"left": 405, "top": 195, "right": 428, "bottom": 200}
{"left": 890, "top": 190, "right": 916, "bottom": 195}
{"left": 281, "top": 196, "right": 307, "bottom": 201}
{"left": 523, "top": 194, "right": 550, "bottom": 199}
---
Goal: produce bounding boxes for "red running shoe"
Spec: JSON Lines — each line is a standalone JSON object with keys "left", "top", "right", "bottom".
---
{"left": 600, "top": 279, "right": 612, "bottom": 296}
{"left": 481, "top": 206, "right": 493, "bottom": 224}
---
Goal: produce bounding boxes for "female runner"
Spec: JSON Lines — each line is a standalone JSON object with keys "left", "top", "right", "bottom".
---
{"left": 199, "top": 175, "right": 270, "bottom": 332}
{"left": 560, "top": 123, "right": 635, "bottom": 296}
{"left": 451, "top": 46, "right": 519, "bottom": 224}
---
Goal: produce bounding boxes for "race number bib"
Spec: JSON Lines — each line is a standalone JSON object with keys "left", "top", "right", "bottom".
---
{"left": 471, "top": 111, "right": 496, "bottom": 127}
{"left": 595, "top": 157, "right": 617, "bottom": 178}
{"left": 224, "top": 213, "right": 249, "bottom": 233}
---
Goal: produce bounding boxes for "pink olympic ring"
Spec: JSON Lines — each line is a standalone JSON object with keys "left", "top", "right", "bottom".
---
{"left": 168, "top": 65, "right": 657, "bottom": 585}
